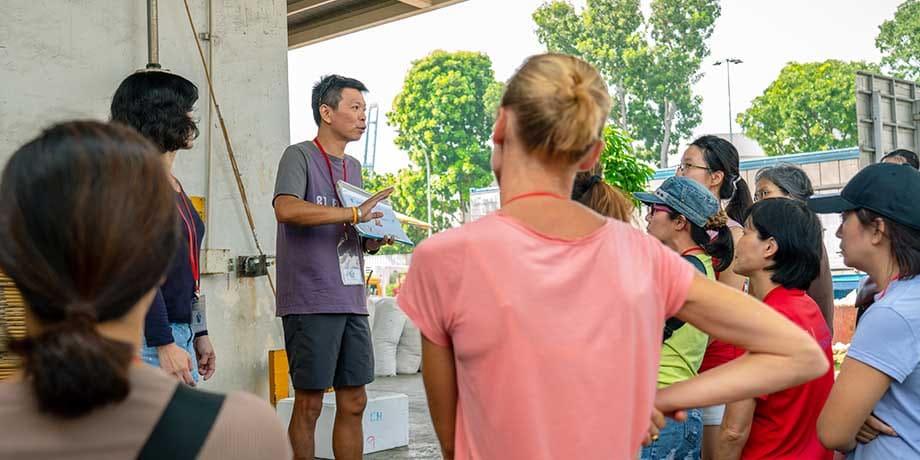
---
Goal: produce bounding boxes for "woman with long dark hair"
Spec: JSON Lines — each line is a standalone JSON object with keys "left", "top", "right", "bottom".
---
{"left": 0, "top": 121, "right": 290, "bottom": 459}
{"left": 814, "top": 163, "right": 920, "bottom": 459}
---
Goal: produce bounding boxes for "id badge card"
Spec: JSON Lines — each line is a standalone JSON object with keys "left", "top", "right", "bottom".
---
{"left": 337, "top": 231, "right": 364, "bottom": 286}
{"left": 191, "top": 294, "right": 207, "bottom": 334}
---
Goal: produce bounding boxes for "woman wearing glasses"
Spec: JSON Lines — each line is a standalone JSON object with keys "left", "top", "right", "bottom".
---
{"left": 675, "top": 135, "right": 753, "bottom": 458}
{"left": 634, "top": 176, "right": 735, "bottom": 459}
{"left": 673, "top": 135, "right": 751, "bottom": 293}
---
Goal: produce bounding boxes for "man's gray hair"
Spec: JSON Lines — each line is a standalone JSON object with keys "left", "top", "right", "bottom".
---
{"left": 754, "top": 163, "right": 814, "bottom": 201}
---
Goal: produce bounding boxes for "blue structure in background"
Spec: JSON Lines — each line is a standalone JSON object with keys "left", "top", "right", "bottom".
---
{"left": 832, "top": 273, "right": 866, "bottom": 300}
{"left": 362, "top": 103, "right": 379, "bottom": 170}
{"left": 652, "top": 147, "right": 861, "bottom": 180}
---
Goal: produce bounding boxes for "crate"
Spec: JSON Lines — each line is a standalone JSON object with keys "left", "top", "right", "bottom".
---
{"left": 276, "top": 391, "right": 409, "bottom": 458}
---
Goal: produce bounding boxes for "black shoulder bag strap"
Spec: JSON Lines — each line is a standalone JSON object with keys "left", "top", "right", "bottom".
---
{"left": 137, "top": 384, "right": 226, "bottom": 460}
{"left": 662, "top": 254, "right": 709, "bottom": 342}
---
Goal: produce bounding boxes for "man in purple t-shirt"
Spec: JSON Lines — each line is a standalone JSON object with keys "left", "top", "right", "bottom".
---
{"left": 273, "top": 75, "right": 393, "bottom": 460}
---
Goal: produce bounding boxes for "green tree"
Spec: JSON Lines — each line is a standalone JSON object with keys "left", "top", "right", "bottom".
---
{"left": 387, "top": 50, "right": 502, "bottom": 229}
{"left": 600, "top": 127, "right": 654, "bottom": 197}
{"left": 876, "top": 0, "right": 920, "bottom": 81}
{"left": 737, "top": 60, "right": 879, "bottom": 156}
{"left": 633, "top": 0, "right": 719, "bottom": 162}
{"left": 533, "top": 0, "right": 720, "bottom": 162}
{"left": 533, "top": 0, "right": 643, "bottom": 128}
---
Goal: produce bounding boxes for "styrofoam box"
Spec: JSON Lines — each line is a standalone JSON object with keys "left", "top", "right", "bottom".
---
{"left": 276, "top": 391, "right": 409, "bottom": 458}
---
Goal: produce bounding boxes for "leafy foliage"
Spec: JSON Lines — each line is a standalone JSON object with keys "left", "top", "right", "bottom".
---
{"left": 387, "top": 50, "right": 502, "bottom": 227}
{"left": 600, "top": 126, "right": 654, "bottom": 196}
{"left": 533, "top": 0, "right": 720, "bottom": 161}
{"left": 737, "top": 60, "right": 879, "bottom": 156}
{"left": 364, "top": 50, "right": 502, "bottom": 254}
{"left": 876, "top": 0, "right": 920, "bottom": 81}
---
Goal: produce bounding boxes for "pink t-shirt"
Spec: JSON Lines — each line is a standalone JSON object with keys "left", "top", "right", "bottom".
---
{"left": 397, "top": 213, "right": 696, "bottom": 460}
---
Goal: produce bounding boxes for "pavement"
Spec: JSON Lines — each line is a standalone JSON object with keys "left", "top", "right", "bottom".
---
{"left": 364, "top": 373, "right": 440, "bottom": 459}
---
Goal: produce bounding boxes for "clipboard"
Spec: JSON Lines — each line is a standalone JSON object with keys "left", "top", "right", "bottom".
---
{"left": 336, "top": 180, "right": 414, "bottom": 246}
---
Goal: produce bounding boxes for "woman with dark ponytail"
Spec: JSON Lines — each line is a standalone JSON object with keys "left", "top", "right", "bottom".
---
{"left": 679, "top": 135, "right": 753, "bottom": 224}
{"left": 675, "top": 135, "right": 752, "bottom": 457}
{"left": 0, "top": 121, "right": 290, "bottom": 459}
{"left": 634, "top": 176, "right": 734, "bottom": 458}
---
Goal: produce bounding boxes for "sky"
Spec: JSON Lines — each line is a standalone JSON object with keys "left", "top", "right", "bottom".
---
{"left": 288, "top": 0, "right": 904, "bottom": 173}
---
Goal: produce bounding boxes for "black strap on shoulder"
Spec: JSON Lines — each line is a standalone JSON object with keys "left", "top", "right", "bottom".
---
{"left": 661, "top": 254, "right": 708, "bottom": 342}
{"left": 662, "top": 317, "right": 686, "bottom": 342}
{"left": 681, "top": 254, "right": 708, "bottom": 275}
{"left": 137, "top": 384, "right": 226, "bottom": 460}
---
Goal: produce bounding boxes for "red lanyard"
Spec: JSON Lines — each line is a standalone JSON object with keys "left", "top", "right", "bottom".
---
{"left": 315, "top": 138, "right": 346, "bottom": 207}
{"left": 680, "top": 246, "right": 704, "bottom": 257}
{"left": 503, "top": 191, "right": 567, "bottom": 206}
{"left": 175, "top": 181, "right": 200, "bottom": 293}
{"left": 877, "top": 275, "right": 900, "bottom": 300}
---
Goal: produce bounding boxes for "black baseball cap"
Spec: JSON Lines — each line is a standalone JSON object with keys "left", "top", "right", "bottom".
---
{"left": 808, "top": 162, "right": 920, "bottom": 230}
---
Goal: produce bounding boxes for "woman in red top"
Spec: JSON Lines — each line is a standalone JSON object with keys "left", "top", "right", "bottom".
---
{"left": 717, "top": 199, "right": 834, "bottom": 459}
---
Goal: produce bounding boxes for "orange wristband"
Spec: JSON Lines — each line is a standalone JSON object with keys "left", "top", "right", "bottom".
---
{"left": 351, "top": 207, "right": 358, "bottom": 224}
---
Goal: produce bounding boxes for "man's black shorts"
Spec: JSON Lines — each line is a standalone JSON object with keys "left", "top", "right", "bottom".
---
{"left": 282, "top": 314, "right": 374, "bottom": 390}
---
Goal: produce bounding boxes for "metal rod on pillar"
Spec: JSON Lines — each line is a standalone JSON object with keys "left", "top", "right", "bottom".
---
{"left": 147, "top": 0, "right": 161, "bottom": 69}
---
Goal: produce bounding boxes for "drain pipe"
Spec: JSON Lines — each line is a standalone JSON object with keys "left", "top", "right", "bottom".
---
{"left": 204, "top": 0, "right": 215, "bottom": 249}
{"left": 147, "top": 0, "right": 161, "bottom": 69}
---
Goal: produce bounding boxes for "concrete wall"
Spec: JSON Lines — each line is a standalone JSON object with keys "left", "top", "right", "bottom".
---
{"left": 1, "top": 0, "right": 289, "bottom": 397}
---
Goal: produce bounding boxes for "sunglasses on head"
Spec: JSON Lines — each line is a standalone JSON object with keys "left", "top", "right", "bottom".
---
{"left": 317, "top": 76, "right": 345, "bottom": 106}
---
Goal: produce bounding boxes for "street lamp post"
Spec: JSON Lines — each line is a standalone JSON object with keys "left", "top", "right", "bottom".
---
{"left": 713, "top": 58, "right": 743, "bottom": 142}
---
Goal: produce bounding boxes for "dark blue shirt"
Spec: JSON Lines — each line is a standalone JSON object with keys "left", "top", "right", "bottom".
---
{"left": 144, "top": 190, "right": 206, "bottom": 347}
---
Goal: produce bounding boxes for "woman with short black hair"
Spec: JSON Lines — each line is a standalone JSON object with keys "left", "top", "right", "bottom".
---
{"left": 718, "top": 198, "right": 834, "bottom": 459}
{"left": 754, "top": 163, "right": 835, "bottom": 334}
{"left": 111, "top": 70, "right": 200, "bottom": 153}
{"left": 111, "top": 70, "right": 214, "bottom": 386}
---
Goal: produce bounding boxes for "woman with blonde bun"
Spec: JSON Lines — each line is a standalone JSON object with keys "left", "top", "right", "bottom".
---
{"left": 397, "top": 54, "right": 827, "bottom": 460}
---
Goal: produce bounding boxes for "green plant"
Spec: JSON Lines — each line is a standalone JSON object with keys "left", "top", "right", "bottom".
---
{"left": 600, "top": 127, "right": 654, "bottom": 199}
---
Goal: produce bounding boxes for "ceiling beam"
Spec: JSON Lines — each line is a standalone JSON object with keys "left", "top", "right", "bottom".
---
{"left": 396, "top": 0, "right": 432, "bottom": 8}
{"left": 288, "top": 0, "right": 467, "bottom": 50}
{"left": 287, "top": 0, "right": 338, "bottom": 17}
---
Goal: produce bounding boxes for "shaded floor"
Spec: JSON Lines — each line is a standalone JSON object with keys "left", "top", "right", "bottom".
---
{"left": 365, "top": 374, "right": 440, "bottom": 459}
